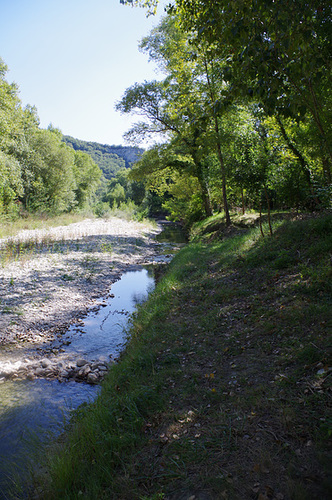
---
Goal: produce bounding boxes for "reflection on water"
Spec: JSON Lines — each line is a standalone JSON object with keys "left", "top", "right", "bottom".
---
{"left": 0, "top": 379, "right": 98, "bottom": 498}
{"left": 0, "top": 267, "right": 155, "bottom": 499}
{"left": 62, "top": 268, "right": 155, "bottom": 361}
{"left": 156, "top": 222, "right": 187, "bottom": 244}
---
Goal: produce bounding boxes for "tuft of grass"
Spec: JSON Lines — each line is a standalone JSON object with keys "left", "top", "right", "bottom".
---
{"left": 37, "top": 212, "right": 331, "bottom": 500}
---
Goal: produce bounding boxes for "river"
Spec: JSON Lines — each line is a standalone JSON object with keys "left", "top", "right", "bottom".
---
{"left": 0, "top": 221, "right": 185, "bottom": 499}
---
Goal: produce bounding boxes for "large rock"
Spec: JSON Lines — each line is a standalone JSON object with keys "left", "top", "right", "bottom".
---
{"left": 76, "top": 358, "right": 88, "bottom": 367}
{"left": 41, "top": 358, "right": 52, "bottom": 368}
{"left": 87, "top": 373, "right": 99, "bottom": 384}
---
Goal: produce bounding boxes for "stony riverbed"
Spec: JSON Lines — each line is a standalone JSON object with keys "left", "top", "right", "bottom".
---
{"left": 0, "top": 217, "right": 166, "bottom": 383}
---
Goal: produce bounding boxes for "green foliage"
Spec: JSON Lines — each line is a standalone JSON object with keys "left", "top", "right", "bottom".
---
{"left": 27, "top": 128, "right": 77, "bottom": 213}
{"left": 73, "top": 151, "right": 102, "bottom": 209}
{"left": 0, "top": 151, "right": 23, "bottom": 216}
{"left": 119, "top": 2, "right": 331, "bottom": 223}
{"left": 0, "top": 60, "right": 102, "bottom": 217}
{"left": 117, "top": 9, "right": 331, "bottom": 226}
{"left": 176, "top": 0, "right": 332, "bottom": 181}
{"left": 120, "top": 0, "right": 158, "bottom": 16}
{"left": 63, "top": 135, "right": 144, "bottom": 178}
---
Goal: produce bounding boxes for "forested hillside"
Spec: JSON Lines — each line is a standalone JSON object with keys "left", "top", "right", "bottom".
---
{"left": 0, "top": 57, "right": 145, "bottom": 220}
{"left": 63, "top": 136, "right": 144, "bottom": 179}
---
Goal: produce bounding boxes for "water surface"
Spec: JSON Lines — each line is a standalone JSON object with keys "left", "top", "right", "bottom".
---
{"left": 0, "top": 267, "right": 155, "bottom": 499}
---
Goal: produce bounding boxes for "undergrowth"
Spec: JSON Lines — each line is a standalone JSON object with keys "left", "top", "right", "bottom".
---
{"left": 37, "top": 212, "right": 331, "bottom": 500}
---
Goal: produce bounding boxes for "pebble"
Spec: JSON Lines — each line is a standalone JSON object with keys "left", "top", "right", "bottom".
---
{"left": 0, "top": 218, "right": 166, "bottom": 386}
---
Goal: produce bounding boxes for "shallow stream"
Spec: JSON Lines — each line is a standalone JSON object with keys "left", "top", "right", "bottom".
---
{"left": 0, "top": 268, "right": 155, "bottom": 498}
{"left": 0, "top": 222, "right": 185, "bottom": 499}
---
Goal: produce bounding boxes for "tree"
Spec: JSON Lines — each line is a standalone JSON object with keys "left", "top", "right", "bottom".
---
{"left": 117, "top": 14, "right": 250, "bottom": 220}
{"left": 0, "top": 58, "right": 26, "bottom": 215}
{"left": 0, "top": 151, "right": 23, "bottom": 215}
{"left": 129, "top": 142, "right": 205, "bottom": 224}
{"left": 140, "top": 14, "right": 234, "bottom": 223}
{"left": 28, "top": 128, "right": 76, "bottom": 213}
{"left": 175, "top": 0, "right": 332, "bottom": 183}
{"left": 73, "top": 151, "right": 102, "bottom": 209}
{"left": 116, "top": 76, "right": 214, "bottom": 217}
{"left": 120, "top": 0, "right": 159, "bottom": 15}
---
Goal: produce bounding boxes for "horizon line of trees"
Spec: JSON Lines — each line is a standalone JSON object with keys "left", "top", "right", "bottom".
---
{"left": 2, "top": 0, "right": 331, "bottom": 227}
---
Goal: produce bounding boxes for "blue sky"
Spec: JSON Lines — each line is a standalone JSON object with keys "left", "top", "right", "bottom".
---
{"left": 0, "top": 0, "right": 166, "bottom": 146}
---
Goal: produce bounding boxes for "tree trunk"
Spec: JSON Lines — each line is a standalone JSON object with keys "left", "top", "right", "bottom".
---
{"left": 259, "top": 202, "right": 264, "bottom": 238}
{"left": 322, "top": 157, "right": 332, "bottom": 185}
{"left": 203, "top": 57, "right": 231, "bottom": 226}
{"left": 276, "top": 116, "right": 313, "bottom": 188}
{"left": 216, "top": 137, "right": 231, "bottom": 226}
{"left": 202, "top": 190, "right": 213, "bottom": 217}
{"left": 307, "top": 78, "right": 332, "bottom": 182}
{"left": 264, "top": 185, "right": 273, "bottom": 236}
{"left": 194, "top": 157, "right": 213, "bottom": 218}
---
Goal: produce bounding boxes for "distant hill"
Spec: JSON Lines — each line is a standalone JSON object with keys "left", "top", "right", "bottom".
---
{"left": 63, "top": 136, "right": 144, "bottom": 179}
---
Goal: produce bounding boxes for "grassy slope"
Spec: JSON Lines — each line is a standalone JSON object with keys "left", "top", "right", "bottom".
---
{"left": 43, "top": 213, "right": 331, "bottom": 500}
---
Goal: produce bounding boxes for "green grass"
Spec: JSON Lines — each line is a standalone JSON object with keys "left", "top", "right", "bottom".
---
{"left": 36, "top": 212, "right": 331, "bottom": 500}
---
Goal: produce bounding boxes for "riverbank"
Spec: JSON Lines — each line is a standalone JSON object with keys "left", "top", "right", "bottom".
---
{"left": 39, "top": 212, "right": 331, "bottom": 499}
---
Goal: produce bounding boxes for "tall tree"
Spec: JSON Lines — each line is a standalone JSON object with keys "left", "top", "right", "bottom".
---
{"left": 140, "top": 15, "right": 234, "bottom": 223}
{"left": 116, "top": 77, "right": 214, "bottom": 217}
{"left": 175, "top": 0, "right": 332, "bottom": 183}
{"left": 72, "top": 151, "right": 102, "bottom": 209}
{"left": 0, "top": 59, "right": 25, "bottom": 215}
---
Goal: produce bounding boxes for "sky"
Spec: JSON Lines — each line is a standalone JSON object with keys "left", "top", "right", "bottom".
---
{"left": 0, "top": 0, "right": 167, "bottom": 146}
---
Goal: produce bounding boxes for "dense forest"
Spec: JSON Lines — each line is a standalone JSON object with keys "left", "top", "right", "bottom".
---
{"left": 1, "top": 0, "right": 331, "bottom": 227}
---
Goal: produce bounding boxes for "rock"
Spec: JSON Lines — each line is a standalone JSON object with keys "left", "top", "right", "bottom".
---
{"left": 76, "top": 358, "right": 88, "bottom": 367}
{"left": 41, "top": 358, "right": 51, "bottom": 368}
{"left": 78, "top": 365, "right": 91, "bottom": 378}
{"left": 87, "top": 373, "right": 99, "bottom": 384}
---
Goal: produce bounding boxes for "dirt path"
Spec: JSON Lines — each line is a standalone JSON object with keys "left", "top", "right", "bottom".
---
{"left": 0, "top": 217, "right": 161, "bottom": 348}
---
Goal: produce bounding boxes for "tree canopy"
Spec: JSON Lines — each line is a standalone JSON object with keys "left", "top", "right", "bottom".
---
{"left": 0, "top": 59, "right": 102, "bottom": 217}
{"left": 117, "top": 0, "right": 331, "bottom": 226}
